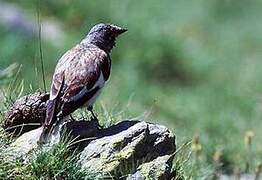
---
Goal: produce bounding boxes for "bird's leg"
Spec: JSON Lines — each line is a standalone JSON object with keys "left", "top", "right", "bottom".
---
{"left": 87, "top": 106, "right": 102, "bottom": 129}
{"left": 87, "top": 106, "right": 98, "bottom": 121}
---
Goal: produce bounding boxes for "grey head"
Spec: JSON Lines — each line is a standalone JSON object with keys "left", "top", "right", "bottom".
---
{"left": 81, "top": 23, "right": 127, "bottom": 53}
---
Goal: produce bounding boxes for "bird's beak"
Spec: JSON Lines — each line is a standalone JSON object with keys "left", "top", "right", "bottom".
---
{"left": 116, "top": 27, "right": 128, "bottom": 34}
{"left": 111, "top": 24, "right": 128, "bottom": 35}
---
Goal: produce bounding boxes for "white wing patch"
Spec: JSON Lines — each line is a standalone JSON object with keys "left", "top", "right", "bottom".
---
{"left": 86, "top": 72, "right": 105, "bottom": 108}
{"left": 91, "top": 71, "right": 105, "bottom": 90}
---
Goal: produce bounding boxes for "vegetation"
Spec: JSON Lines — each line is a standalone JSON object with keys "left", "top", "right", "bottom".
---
{"left": 1, "top": 0, "right": 262, "bottom": 179}
{"left": 0, "top": 141, "right": 92, "bottom": 179}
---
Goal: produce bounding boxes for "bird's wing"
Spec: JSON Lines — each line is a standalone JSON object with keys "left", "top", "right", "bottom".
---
{"left": 44, "top": 47, "right": 79, "bottom": 127}
{"left": 60, "top": 48, "right": 110, "bottom": 117}
{"left": 99, "top": 54, "right": 111, "bottom": 81}
{"left": 44, "top": 45, "right": 110, "bottom": 127}
{"left": 56, "top": 46, "right": 110, "bottom": 117}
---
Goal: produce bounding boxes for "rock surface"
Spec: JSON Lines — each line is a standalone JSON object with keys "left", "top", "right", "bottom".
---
{"left": 127, "top": 155, "right": 174, "bottom": 180}
{"left": 3, "top": 92, "right": 48, "bottom": 135}
{"left": 78, "top": 121, "right": 176, "bottom": 179}
{"left": 6, "top": 127, "right": 43, "bottom": 160}
{"left": 9, "top": 120, "right": 176, "bottom": 179}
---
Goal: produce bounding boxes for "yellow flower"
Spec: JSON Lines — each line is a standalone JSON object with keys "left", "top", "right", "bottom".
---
{"left": 192, "top": 135, "right": 202, "bottom": 153}
{"left": 213, "top": 150, "right": 222, "bottom": 162}
{"left": 244, "top": 130, "right": 254, "bottom": 146}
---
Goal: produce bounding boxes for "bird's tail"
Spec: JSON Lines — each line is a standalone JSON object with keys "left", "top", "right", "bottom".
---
{"left": 45, "top": 98, "right": 59, "bottom": 126}
{"left": 38, "top": 77, "right": 65, "bottom": 144}
{"left": 38, "top": 99, "right": 58, "bottom": 144}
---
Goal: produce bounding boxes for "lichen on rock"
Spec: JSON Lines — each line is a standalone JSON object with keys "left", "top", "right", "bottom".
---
{"left": 128, "top": 155, "right": 174, "bottom": 180}
{"left": 78, "top": 121, "right": 176, "bottom": 179}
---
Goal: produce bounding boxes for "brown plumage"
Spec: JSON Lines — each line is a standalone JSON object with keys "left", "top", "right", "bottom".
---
{"left": 39, "top": 23, "right": 127, "bottom": 143}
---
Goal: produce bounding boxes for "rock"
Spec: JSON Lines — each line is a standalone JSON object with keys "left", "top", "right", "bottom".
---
{"left": 127, "top": 155, "right": 174, "bottom": 180}
{"left": 78, "top": 121, "right": 176, "bottom": 179}
{"left": 3, "top": 92, "right": 49, "bottom": 135}
{"left": 6, "top": 127, "right": 43, "bottom": 160}
{"left": 61, "top": 120, "right": 101, "bottom": 150}
{"left": 6, "top": 119, "right": 176, "bottom": 179}
{"left": 7, "top": 117, "right": 67, "bottom": 160}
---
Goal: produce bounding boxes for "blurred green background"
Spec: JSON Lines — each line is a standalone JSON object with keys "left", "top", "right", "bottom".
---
{"left": 1, "top": 0, "right": 262, "bottom": 173}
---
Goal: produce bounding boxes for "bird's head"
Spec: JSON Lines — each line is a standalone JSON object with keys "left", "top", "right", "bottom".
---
{"left": 82, "top": 23, "right": 127, "bottom": 53}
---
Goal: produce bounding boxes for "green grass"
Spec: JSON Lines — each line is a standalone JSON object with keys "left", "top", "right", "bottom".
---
{"left": 0, "top": 137, "right": 103, "bottom": 179}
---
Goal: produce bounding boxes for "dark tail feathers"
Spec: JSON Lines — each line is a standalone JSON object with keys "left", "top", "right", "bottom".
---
{"left": 39, "top": 98, "right": 58, "bottom": 144}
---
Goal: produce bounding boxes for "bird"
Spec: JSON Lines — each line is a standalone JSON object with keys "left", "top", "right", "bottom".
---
{"left": 38, "top": 23, "right": 127, "bottom": 144}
